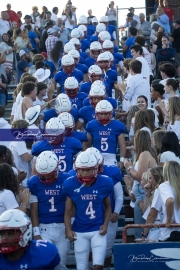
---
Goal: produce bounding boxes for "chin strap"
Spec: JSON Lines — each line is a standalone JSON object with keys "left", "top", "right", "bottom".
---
{"left": 103, "top": 69, "right": 108, "bottom": 80}
{"left": 74, "top": 182, "right": 86, "bottom": 193}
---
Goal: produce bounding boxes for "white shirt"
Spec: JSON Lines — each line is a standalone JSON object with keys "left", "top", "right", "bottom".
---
{"left": 160, "top": 151, "right": 180, "bottom": 164}
{"left": 124, "top": 74, "right": 151, "bottom": 109}
{"left": 61, "top": 15, "right": 75, "bottom": 30}
{"left": 0, "top": 19, "right": 10, "bottom": 36}
{"left": 159, "top": 182, "right": 180, "bottom": 240}
{"left": 136, "top": 56, "right": 150, "bottom": 82}
{"left": 142, "top": 47, "right": 152, "bottom": 74}
{"left": 133, "top": 14, "right": 140, "bottom": 23}
{"left": 33, "top": 97, "right": 46, "bottom": 130}
{"left": 0, "top": 189, "right": 19, "bottom": 215}
{"left": 167, "top": 121, "right": 180, "bottom": 140}
{"left": 51, "top": 13, "right": 57, "bottom": 22}
{"left": 0, "top": 118, "right": 11, "bottom": 148}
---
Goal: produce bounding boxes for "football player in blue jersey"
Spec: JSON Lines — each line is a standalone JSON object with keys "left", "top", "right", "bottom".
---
{"left": 0, "top": 209, "right": 60, "bottom": 270}
{"left": 77, "top": 15, "right": 95, "bottom": 36}
{"left": 97, "top": 52, "right": 117, "bottom": 97}
{"left": 86, "top": 148, "right": 123, "bottom": 270}
{"left": 58, "top": 112, "right": 88, "bottom": 143}
{"left": 77, "top": 25, "right": 91, "bottom": 53}
{"left": 68, "top": 50, "right": 89, "bottom": 82}
{"left": 84, "top": 100, "right": 126, "bottom": 169}
{"left": 99, "top": 16, "right": 117, "bottom": 46}
{"left": 28, "top": 151, "right": 71, "bottom": 269}
{"left": 76, "top": 84, "right": 114, "bottom": 130}
{"left": 43, "top": 93, "right": 79, "bottom": 123}
{"left": 83, "top": 80, "right": 117, "bottom": 109}
{"left": 69, "top": 38, "right": 89, "bottom": 62}
{"left": 98, "top": 31, "right": 111, "bottom": 45}
{"left": 63, "top": 151, "right": 113, "bottom": 270}
{"left": 84, "top": 42, "right": 102, "bottom": 68}
{"left": 54, "top": 55, "right": 83, "bottom": 94}
{"left": 64, "top": 77, "right": 87, "bottom": 109}
{"left": 102, "top": 40, "right": 124, "bottom": 67}
{"left": 80, "top": 65, "right": 111, "bottom": 95}
{"left": 32, "top": 118, "right": 82, "bottom": 172}
{"left": 90, "top": 23, "right": 106, "bottom": 43}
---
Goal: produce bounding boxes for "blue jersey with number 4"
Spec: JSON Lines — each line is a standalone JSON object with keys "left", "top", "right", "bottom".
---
{"left": 28, "top": 172, "right": 70, "bottom": 223}
{"left": 0, "top": 240, "right": 60, "bottom": 270}
{"left": 32, "top": 137, "right": 82, "bottom": 172}
{"left": 86, "top": 119, "right": 126, "bottom": 153}
{"left": 63, "top": 175, "right": 113, "bottom": 232}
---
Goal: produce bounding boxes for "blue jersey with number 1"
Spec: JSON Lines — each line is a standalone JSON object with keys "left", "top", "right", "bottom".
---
{"left": 27, "top": 172, "right": 70, "bottom": 224}
{"left": 63, "top": 175, "right": 113, "bottom": 232}
{"left": 86, "top": 119, "right": 126, "bottom": 154}
{"left": 0, "top": 240, "right": 60, "bottom": 269}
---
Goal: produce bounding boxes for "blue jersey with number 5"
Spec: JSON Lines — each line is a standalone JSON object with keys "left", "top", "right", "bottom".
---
{"left": 63, "top": 175, "right": 113, "bottom": 232}
{"left": 32, "top": 137, "right": 82, "bottom": 172}
{"left": 86, "top": 119, "right": 126, "bottom": 154}
{"left": 28, "top": 172, "right": 70, "bottom": 224}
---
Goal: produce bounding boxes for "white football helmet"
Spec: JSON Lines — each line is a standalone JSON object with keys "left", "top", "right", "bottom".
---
{"left": 92, "top": 80, "right": 106, "bottom": 90}
{"left": 90, "top": 41, "right": 102, "bottom": 59}
{"left": 54, "top": 93, "right": 72, "bottom": 114}
{"left": 64, "top": 77, "right": 79, "bottom": 98}
{"left": 71, "top": 28, "right": 81, "bottom": 39}
{"left": 86, "top": 147, "right": 104, "bottom": 174}
{"left": 78, "top": 25, "right": 87, "bottom": 32}
{"left": 97, "top": 52, "right": 111, "bottom": 71}
{"left": 78, "top": 15, "right": 88, "bottom": 25}
{"left": 102, "top": 40, "right": 114, "bottom": 53}
{"left": 88, "top": 65, "right": 102, "bottom": 82}
{"left": 98, "top": 31, "right": 111, "bottom": 44}
{"left": 69, "top": 38, "right": 81, "bottom": 51}
{"left": 0, "top": 209, "right": 32, "bottom": 254}
{"left": 104, "top": 51, "right": 114, "bottom": 68}
{"left": 89, "top": 85, "right": 106, "bottom": 107}
{"left": 95, "top": 100, "right": 113, "bottom": 125}
{"left": 68, "top": 49, "right": 80, "bottom": 65}
{"left": 92, "top": 17, "right": 98, "bottom": 24}
{"left": 36, "top": 150, "right": 59, "bottom": 184}
{"left": 75, "top": 152, "right": 98, "bottom": 184}
{"left": 64, "top": 42, "right": 75, "bottom": 54}
{"left": 96, "top": 23, "right": 106, "bottom": 33}
{"left": 58, "top": 112, "right": 75, "bottom": 136}
{"left": 45, "top": 117, "right": 65, "bottom": 145}
{"left": 99, "top": 16, "right": 109, "bottom": 24}
{"left": 61, "top": 54, "right": 75, "bottom": 75}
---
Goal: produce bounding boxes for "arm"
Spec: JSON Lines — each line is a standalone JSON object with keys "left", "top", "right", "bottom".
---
{"left": 100, "top": 196, "right": 111, "bottom": 235}
{"left": 83, "top": 132, "right": 92, "bottom": 150}
{"left": 105, "top": 8, "right": 109, "bottom": 16}
{"left": 166, "top": 197, "right": 174, "bottom": 224}
{"left": 118, "top": 134, "right": 126, "bottom": 169}
{"left": 75, "top": 119, "right": 84, "bottom": 130}
{"left": 151, "top": 44, "right": 158, "bottom": 54}
{"left": 21, "top": 152, "right": 34, "bottom": 163}
{"left": 144, "top": 208, "right": 158, "bottom": 235}
{"left": 110, "top": 182, "right": 123, "bottom": 223}
{"left": 30, "top": 202, "right": 42, "bottom": 240}
{"left": 64, "top": 196, "right": 77, "bottom": 241}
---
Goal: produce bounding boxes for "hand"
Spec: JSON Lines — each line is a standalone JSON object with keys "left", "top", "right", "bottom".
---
{"left": 119, "top": 161, "right": 124, "bottom": 169}
{"left": 48, "top": 80, "right": 55, "bottom": 94}
{"left": 144, "top": 183, "right": 153, "bottom": 195}
{"left": 17, "top": 171, "right": 27, "bottom": 183}
{"left": 19, "top": 188, "right": 31, "bottom": 205}
{"left": 124, "top": 175, "right": 133, "bottom": 188}
{"left": 99, "top": 224, "right": 108, "bottom": 235}
{"left": 33, "top": 235, "right": 42, "bottom": 240}
{"left": 66, "top": 230, "right": 77, "bottom": 241}
{"left": 170, "top": 57, "right": 175, "bottom": 61}
{"left": 156, "top": 98, "right": 165, "bottom": 109}
{"left": 48, "top": 98, "right": 56, "bottom": 106}
{"left": 110, "top": 212, "right": 119, "bottom": 223}
{"left": 124, "top": 158, "right": 132, "bottom": 169}
{"left": 162, "top": 44, "right": 167, "bottom": 49}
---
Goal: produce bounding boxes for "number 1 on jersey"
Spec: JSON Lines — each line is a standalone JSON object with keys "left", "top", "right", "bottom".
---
{"left": 85, "top": 201, "right": 96, "bottom": 219}
{"left": 49, "top": 197, "right": 57, "bottom": 212}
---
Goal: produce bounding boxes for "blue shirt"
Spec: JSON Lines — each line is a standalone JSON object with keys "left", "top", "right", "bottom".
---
{"left": 44, "top": 60, "right": 56, "bottom": 79}
{"left": 17, "top": 59, "right": 29, "bottom": 83}
{"left": 75, "top": 63, "right": 88, "bottom": 74}
{"left": 71, "top": 130, "right": 88, "bottom": 142}
{"left": 86, "top": 119, "right": 126, "bottom": 154}
{"left": 28, "top": 31, "right": 38, "bottom": 49}
{"left": 79, "top": 105, "right": 96, "bottom": 125}
{"left": 125, "top": 36, "right": 135, "bottom": 58}
{"left": 70, "top": 92, "right": 88, "bottom": 110}
{"left": 27, "top": 172, "right": 70, "bottom": 223}
{"left": 83, "top": 96, "right": 117, "bottom": 109}
{"left": 43, "top": 108, "right": 79, "bottom": 123}
{"left": 69, "top": 165, "right": 122, "bottom": 212}
{"left": 0, "top": 240, "right": 60, "bottom": 270}
{"left": 102, "top": 69, "right": 117, "bottom": 97}
{"left": 80, "top": 81, "right": 110, "bottom": 95}
{"left": 54, "top": 69, "right": 83, "bottom": 93}
{"left": 81, "top": 39, "right": 90, "bottom": 52}
{"left": 63, "top": 175, "right": 113, "bottom": 232}
{"left": 80, "top": 51, "right": 89, "bottom": 61}
{"left": 32, "top": 137, "right": 82, "bottom": 172}
{"left": 84, "top": 57, "right": 96, "bottom": 68}
{"left": 113, "top": 52, "right": 124, "bottom": 64}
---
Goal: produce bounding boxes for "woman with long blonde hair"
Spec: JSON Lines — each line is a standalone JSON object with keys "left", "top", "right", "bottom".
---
{"left": 158, "top": 161, "right": 180, "bottom": 241}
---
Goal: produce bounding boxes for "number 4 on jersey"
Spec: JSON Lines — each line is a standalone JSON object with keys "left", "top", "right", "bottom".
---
{"left": 85, "top": 201, "right": 96, "bottom": 219}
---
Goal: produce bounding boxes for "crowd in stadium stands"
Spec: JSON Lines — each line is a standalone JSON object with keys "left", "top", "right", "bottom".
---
{"left": 0, "top": 0, "right": 180, "bottom": 269}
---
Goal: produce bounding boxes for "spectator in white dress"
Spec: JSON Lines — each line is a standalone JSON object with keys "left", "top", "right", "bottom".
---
{"left": 160, "top": 132, "right": 180, "bottom": 165}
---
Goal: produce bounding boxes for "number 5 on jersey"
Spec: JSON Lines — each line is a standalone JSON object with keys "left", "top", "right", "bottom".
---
{"left": 101, "top": 138, "right": 108, "bottom": 151}
{"left": 58, "top": 155, "right": 66, "bottom": 172}
{"left": 85, "top": 201, "right": 96, "bottom": 219}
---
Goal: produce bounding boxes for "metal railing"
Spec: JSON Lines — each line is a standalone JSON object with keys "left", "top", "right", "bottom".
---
{"left": 122, "top": 223, "right": 180, "bottom": 243}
